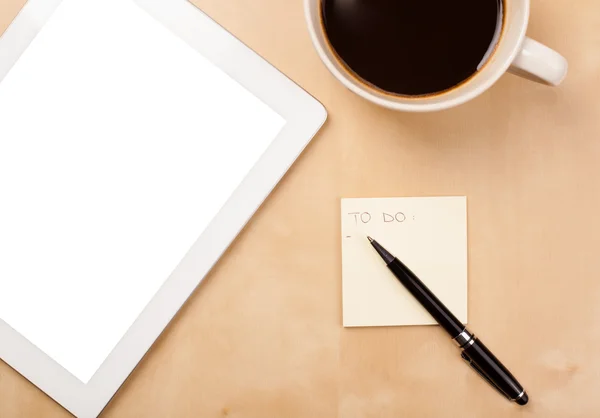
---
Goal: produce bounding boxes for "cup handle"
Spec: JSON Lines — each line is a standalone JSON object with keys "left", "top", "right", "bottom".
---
{"left": 508, "top": 37, "right": 568, "bottom": 86}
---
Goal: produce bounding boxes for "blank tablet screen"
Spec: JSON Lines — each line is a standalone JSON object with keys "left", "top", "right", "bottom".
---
{"left": 0, "top": 0, "right": 285, "bottom": 383}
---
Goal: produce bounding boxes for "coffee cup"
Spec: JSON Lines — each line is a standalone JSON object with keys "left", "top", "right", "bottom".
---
{"left": 305, "top": 0, "right": 568, "bottom": 112}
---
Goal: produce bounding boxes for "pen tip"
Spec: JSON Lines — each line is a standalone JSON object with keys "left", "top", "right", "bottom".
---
{"left": 516, "top": 392, "right": 529, "bottom": 406}
{"left": 367, "top": 236, "right": 374, "bottom": 243}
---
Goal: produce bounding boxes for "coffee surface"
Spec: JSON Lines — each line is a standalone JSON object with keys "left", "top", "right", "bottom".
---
{"left": 321, "top": 0, "right": 502, "bottom": 96}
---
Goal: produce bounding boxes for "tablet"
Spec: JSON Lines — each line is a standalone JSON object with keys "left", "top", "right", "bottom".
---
{"left": 0, "top": 0, "right": 326, "bottom": 416}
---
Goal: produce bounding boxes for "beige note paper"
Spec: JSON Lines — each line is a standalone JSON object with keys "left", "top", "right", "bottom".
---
{"left": 341, "top": 196, "right": 468, "bottom": 327}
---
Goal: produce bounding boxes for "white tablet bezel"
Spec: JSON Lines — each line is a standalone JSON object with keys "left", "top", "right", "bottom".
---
{"left": 0, "top": 0, "right": 326, "bottom": 416}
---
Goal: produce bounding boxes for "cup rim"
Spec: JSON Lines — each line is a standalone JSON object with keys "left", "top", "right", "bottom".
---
{"left": 304, "top": 0, "right": 530, "bottom": 112}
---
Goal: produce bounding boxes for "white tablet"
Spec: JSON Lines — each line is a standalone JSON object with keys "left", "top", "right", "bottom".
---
{"left": 0, "top": 0, "right": 326, "bottom": 416}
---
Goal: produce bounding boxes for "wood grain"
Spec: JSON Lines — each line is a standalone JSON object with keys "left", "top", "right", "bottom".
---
{"left": 1, "top": 0, "right": 599, "bottom": 417}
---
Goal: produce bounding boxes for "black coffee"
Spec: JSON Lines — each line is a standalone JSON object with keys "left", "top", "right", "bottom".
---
{"left": 321, "top": 0, "right": 502, "bottom": 96}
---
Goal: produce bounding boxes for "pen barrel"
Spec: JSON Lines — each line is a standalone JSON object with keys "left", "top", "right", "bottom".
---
{"left": 387, "top": 258, "right": 464, "bottom": 336}
{"left": 461, "top": 337, "right": 525, "bottom": 402}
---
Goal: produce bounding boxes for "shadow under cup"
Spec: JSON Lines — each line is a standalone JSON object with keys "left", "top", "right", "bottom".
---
{"left": 306, "top": 0, "right": 530, "bottom": 111}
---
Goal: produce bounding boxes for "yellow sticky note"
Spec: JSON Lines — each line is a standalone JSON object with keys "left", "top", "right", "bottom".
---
{"left": 341, "top": 196, "right": 468, "bottom": 327}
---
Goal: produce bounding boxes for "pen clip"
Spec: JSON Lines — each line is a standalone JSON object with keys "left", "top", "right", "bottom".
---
{"left": 461, "top": 352, "right": 510, "bottom": 399}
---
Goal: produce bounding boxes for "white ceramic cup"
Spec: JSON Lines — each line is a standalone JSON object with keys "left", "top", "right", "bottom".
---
{"left": 304, "top": 0, "right": 568, "bottom": 112}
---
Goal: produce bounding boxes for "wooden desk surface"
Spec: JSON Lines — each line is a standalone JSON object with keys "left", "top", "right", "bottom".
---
{"left": 1, "top": 0, "right": 599, "bottom": 417}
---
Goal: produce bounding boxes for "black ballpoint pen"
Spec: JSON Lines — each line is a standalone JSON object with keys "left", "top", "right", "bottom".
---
{"left": 367, "top": 236, "right": 528, "bottom": 405}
